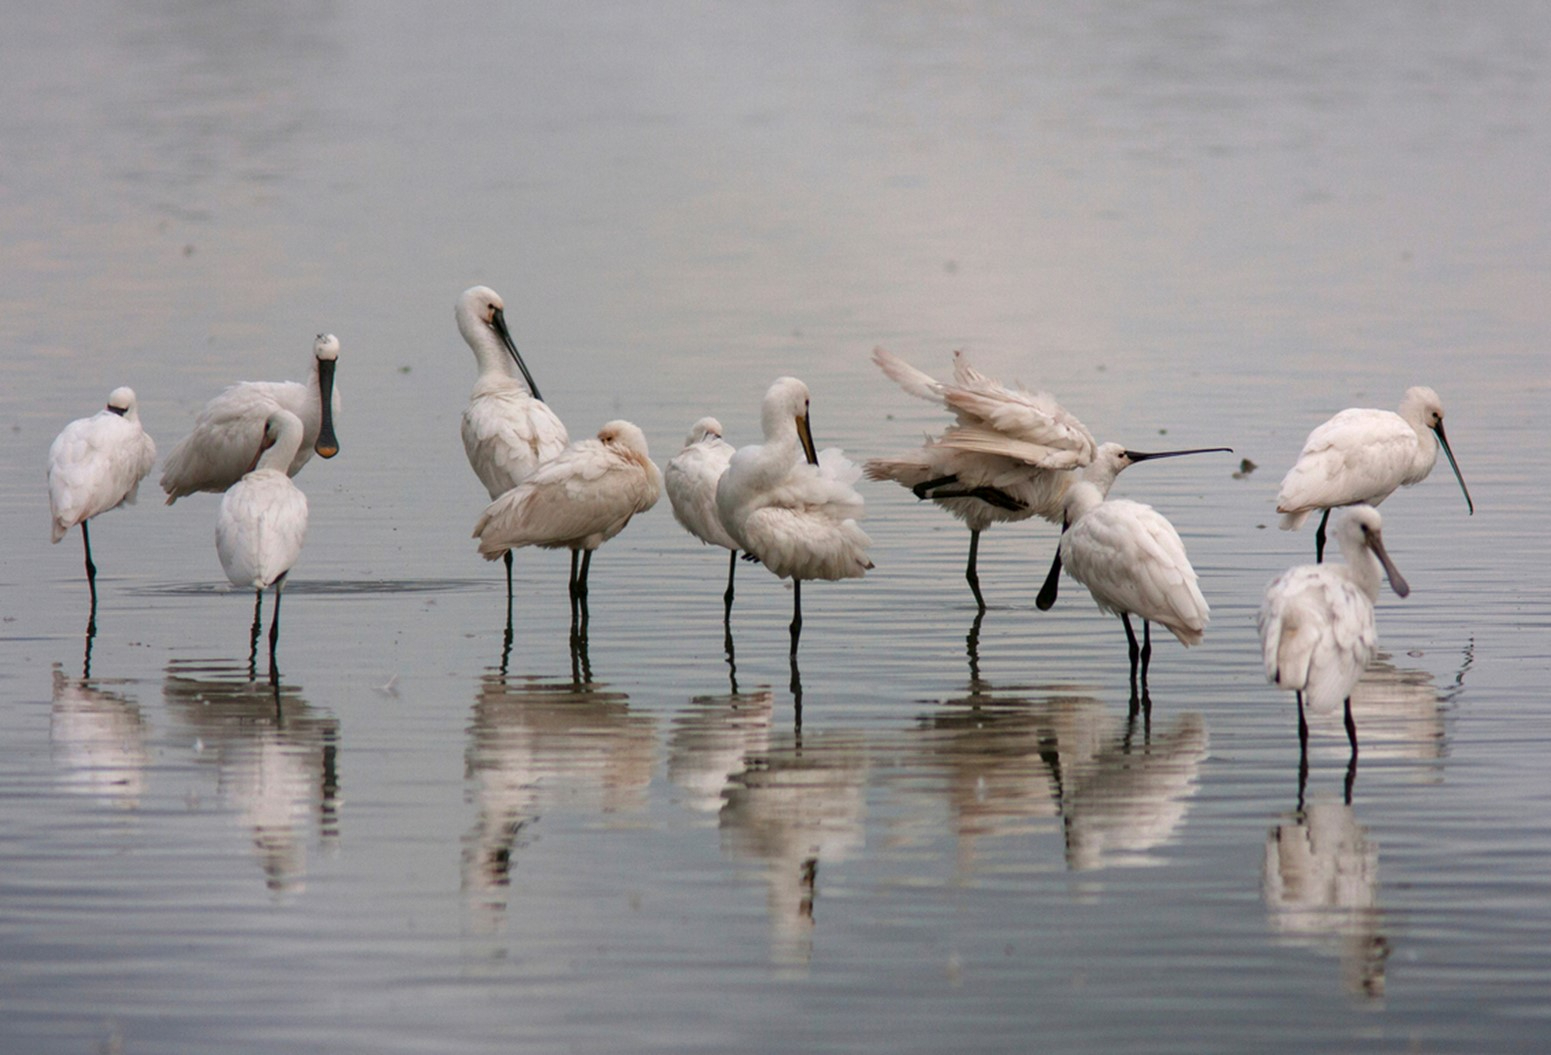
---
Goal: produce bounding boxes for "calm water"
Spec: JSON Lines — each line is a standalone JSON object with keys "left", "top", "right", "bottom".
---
{"left": 3, "top": 3, "right": 1549, "bottom": 1052}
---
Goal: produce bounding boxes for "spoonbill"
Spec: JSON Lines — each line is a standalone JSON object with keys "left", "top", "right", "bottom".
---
{"left": 865, "top": 348, "right": 1095, "bottom": 610}
{"left": 1277, "top": 386, "right": 1471, "bottom": 562}
{"left": 48, "top": 387, "right": 158, "bottom": 608}
{"left": 473, "top": 420, "right": 661, "bottom": 635}
{"left": 457, "top": 285, "right": 569, "bottom": 604}
{"left": 665, "top": 417, "right": 741, "bottom": 618}
{"left": 161, "top": 333, "right": 340, "bottom": 503}
{"left": 1258, "top": 504, "right": 1410, "bottom": 757}
{"left": 716, "top": 377, "right": 872, "bottom": 656}
{"left": 1037, "top": 443, "right": 1231, "bottom": 700}
{"left": 216, "top": 409, "right": 310, "bottom": 676}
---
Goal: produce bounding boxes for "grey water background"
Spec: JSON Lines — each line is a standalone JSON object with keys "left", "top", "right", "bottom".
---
{"left": 2, "top": 3, "right": 1549, "bottom": 1052}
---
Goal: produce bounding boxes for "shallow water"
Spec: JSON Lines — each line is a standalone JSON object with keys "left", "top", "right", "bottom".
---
{"left": 3, "top": 3, "right": 1550, "bottom": 1052}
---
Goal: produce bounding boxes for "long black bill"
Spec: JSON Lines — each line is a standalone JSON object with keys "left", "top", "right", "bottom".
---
{"left": 491, "top": 306, "right": 545, "bottom": 403}
{"left": 1123, "top": 446, "right": 1235, "bottom": 463}
{"left": 1035, "top": 539, "right": 1063, "bottom": 611}
{"left": 1432, "top": 423, "right": 1473, "bottom": 515}
{"left": 796, "top": 412, "right": 819, "bottom": 466}
{"left": 1367, "top": 528, "right": 1411, "bottom": 599}
{"left": 314, "top": 357, "right": 339, "bottom": 458}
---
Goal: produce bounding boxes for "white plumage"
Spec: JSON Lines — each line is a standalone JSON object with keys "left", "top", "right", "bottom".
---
{"left": 161, "top": 334, "right": 340, "bottom": 503}
{"left": 458, "top": 285, "right": 569, "bottom": 500}
{"left": 1277, "top": 386, "right": 1471, "bottom": 561}
{"left": 716, "top": 376, "right": 872, "bottom": 653}
{"left": 1258, "top": 505, "right": 1410, "bottom": 754}
{"left": 1051, "top": 443, "right": 1222, "bottom": 697}
{"left": 474, "top": 420, "right": 661, "bottom": 630}
{"left": 865, "top": 347, "right": 1095, "bottom": 609}
{"left": 48, "top": 387, "right": 157, "bottom": 603}
{"left": 216, "top": 410, "right": 310, "bottom": 674}
{"left": 665, "top": 417, "right": 741, "bottom": 613}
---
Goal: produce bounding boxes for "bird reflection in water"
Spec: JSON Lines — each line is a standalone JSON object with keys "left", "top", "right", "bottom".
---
{"left": 50, "top": 668, "right": 149, "bottom": 810}
{"left": 903, "top": 680, "right": 1207, "bottom": 875}
{"left": 718, "top": 730, "right": 867, "bottom": 968}
{"left": 1263, "top": 762, "right": 1387, "bottom": 999}
{"left": 462, "top": 670, "right": 657, "bottom": 926}
{"left": 163, "top": 661, "right": 340, "bottom": 894}
{"left": 667, "top": 691, "right": 775, "bottom": 818}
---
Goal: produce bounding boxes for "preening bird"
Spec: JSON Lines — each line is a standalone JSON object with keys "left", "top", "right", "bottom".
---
{"left": 1259, "top": 504, "right": 1410, "bottom": 756}
{"left": 473, "top": 419, "right": 661, "bottom": 634}
{"left": 1276, "top": 386, "right": 1471, "bottom": 562}
{"left": 716, "top": 376, "right": 872, "bottom": 655}
{"left": 865, "top": 347, "right": 1095, "bottom": 610}
{"left": 665, "top": 417, "right": 741, "bottom": 618}
{"left": 457, "top": 285, "right": 569, "bottom": 604}
{"left": 216, "top": 409, "right": 310, "bottom": 676}
{"left": 161, "top": 333, "right": 340, "bottom": 503}
{"left": 1038, "top": 442, "right": 1229, "bottom": 701}
{"left": 48, "top": 387, "right": 158, "bottom": 607}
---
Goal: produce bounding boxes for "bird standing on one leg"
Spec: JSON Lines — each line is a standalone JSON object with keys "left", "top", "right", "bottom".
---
{"left": 865, "top": 348, "right": 1094, "bottom": 611}
{"left": 456, "top": 285, "right": 569, "bottom": 611}
{"left": 1259, "top": 504, "right": 1410, "bottom": 760}
{"left": 49, "top": 387, "right": 158, "bottom": 613}
{"left": 1276, "top": 386, "right": 1471, "bottom": 563}
{"left": 665, "top": 417, "right": 741, "bottom": 621}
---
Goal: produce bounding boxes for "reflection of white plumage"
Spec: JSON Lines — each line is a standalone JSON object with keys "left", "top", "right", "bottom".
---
{"left": 1051, "top": 443, "right": 1218, "bottom": 695}
{"left": 665, "top": 417, "right": 741, "bottom": 615}
{"left": 1277, "top": 386, "right": 1471, "bottom": 562}
{"left": 1259, "top": 505, "right": 1410, "bottom": 754}
{"left": 161, "top": 334, "right": 340, "bottom": 503}
{"left": 866, "top": 348, "right": 1094, "bottom": 610}
{"left": 457, "top": 285, "right": 570, "bottom": 603}
{"left": 50, "top": 670, "right": 149, "bottom": 809}
{"left": 716, "top": 377, "right": 872, "bottom": 653}
{"left": 216, "top": 410, "right": 310, "bottom": 663}
{"left": 48, "top": 387, "right": 157, "bottom": 602}
{"left": 474, "top": 420, "right": 661, "bottom": 627}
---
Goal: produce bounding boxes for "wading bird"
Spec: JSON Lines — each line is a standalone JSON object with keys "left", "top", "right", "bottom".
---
{"left": 1037, "top": 443, "right": 1230, "bottom": 702}
{"left": 716, "top": 377, "right": 872, "bottom": 656}
{"left": 866, "top": 348, "right": 1095, "bottom": 610}
{"left": 473, "top": 420, "right": 661, "bottom": 636}
{"left": 457, "top": 285, "right": 569, "bottom": 605}
{"left": 665, "top": 417, "right": 741, "bottom": 619}
{"left": 216, "top": 410, "right": 310, "bottom": 678}
{"left": 161, "top": 334, "right": 340, "bottom": 503}
{"left": 1277, "top": 386, "right": 1471, "bottom": 562}
{"left": 1258, "top": 504, "right": 1410, "bottom": 758}
{"left": 48, "top": 387, "right": 158, "bottom": 609}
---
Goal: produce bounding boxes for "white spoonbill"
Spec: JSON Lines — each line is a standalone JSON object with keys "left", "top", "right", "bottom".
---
{"left": 473, "top": 420, "right": 661, "bottom": 635}
{"left": 48, "top": 387, "right": 158, "bottom": 607}
{"left": 457, "top": 285, "right": 570, "bottom": 604}
{"left": 1277, "top": 386, "right": 1471, "bottom": 562}
{"left": 1258, "top": 504, "right": 1410, "bottom": 757}
{"left": 161, "top": 333, "right": 340, "bottom": 503}
{"left": 1037, "top": 443, "right": 1231, "bottom": 699}
{"left": 866, "top": 347, "right": 1095, "bottom": 610}
{"left": 665, "top": 417, "right": 741, "bottom": 618}
{"left": 216, "top": 409, "right": 310, "bottom": 675}
{"left": 716, "top": 377, "right": 873, "bottom": 655}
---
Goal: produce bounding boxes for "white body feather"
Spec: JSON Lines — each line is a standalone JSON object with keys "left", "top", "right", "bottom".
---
{"left": 665, "top": 417, "right": 739, "bottom": 552}
{"left": 216, "top": 411, "right": 309, "bottom": 590}
{"left": 48, "top": 388, "right": 157, "bottom": 542}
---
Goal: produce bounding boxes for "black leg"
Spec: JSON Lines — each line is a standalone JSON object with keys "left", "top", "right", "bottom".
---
{"left": 81, "top": 520, "right": 98, "bottom": 608}
{"left": 1296, "top": 720, "right": 1310, "bottom": 815}
{"left": 503, "top": 549, "right": 514, "bottom": 611}
{"left": 1140, "top": 620, "right": 1153, "bottom": 688}
{"left": 1314, "top": 508, "right": 1331, "bottom": 564}
{"left": 789, "top": 579, "right": 803, "bottom": 656}
{"left": 912, "top": 474, "right": 958, "bottom": 500}
{"left": 568, "top": 549, "right": 582, "bottom": 632}
{"left": 1296, "top": 690, "right": 1309, "bottom": 754}
{"left": 1343, "top": 695, "right": 1359, "bottom": 756}
{"left": 268, "top": 573, "right": 288, "bottom": 668}
{"left": 724, "top": 549, "right": 737, "bottom": 618}
{"left": 577, "top": 550, "right": 592, "bottom": 637}
{"left": 965, "top": 530, "right": 986, "bottom": 612}
{"left": 1122, "top": 613, "right": 1141, "bottom": 697}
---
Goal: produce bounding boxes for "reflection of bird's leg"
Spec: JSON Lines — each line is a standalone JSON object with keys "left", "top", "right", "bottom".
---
{"left": 789, "top": 579, "right": 803, "bottom": 656}
{"left": 724, "top": 620, "right": 739, "bottom": 695}
{"left": 912, "top": 474, "right": 957, "bottom": 500}
{"left": 965, "top": 530, "right": 986, "bottom": 611}
{"left": 798, "top": 856, "right": 818, "bottom": 922}
{"left": 82, "top": 612, "right": 97, "bottom": 680}
{"left": 267, "top": 573, "right": 288, "bottom": 681}
{"left": 1296, "top": 734, "right": 1310, "bottom": 815}
{"left": 965, "top": 609, "right": 985, "bottom": 687}
{"left": 1343, "top": 695, "right": 1359, "bottom": 756}
{"left": 499, "top": 610, "right": 514, "bottom": 676}
{"left": 81, "top": 520, "right": 98, "bottom": 608}
{"left": 1314, "top": 508, "right": 1331, "bottom": 564}
{"left": 247, "top": 589, "right": 265, "bottom": 680}
{"left": 1343, "top": 750, "right": 1358, "bottom": 806}
{"left": 724, "top": 549, "right": 738, "bottom": 618}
